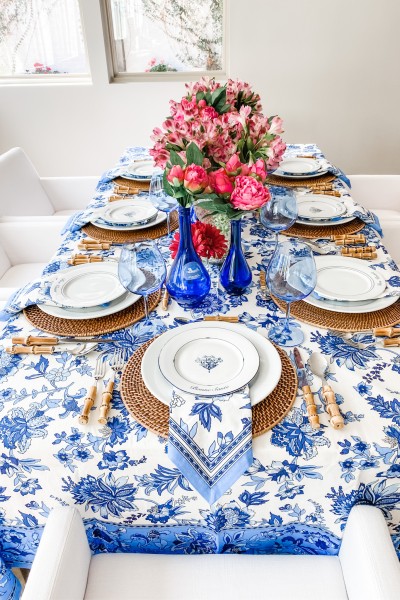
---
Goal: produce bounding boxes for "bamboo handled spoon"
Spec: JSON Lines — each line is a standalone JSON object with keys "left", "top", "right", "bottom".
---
{"left": 308, "top": 353, "right": 344, "bottom": 429}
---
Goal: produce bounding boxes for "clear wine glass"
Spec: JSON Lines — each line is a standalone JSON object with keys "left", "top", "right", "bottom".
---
{"left": 267, "top": 241, "right": 317, "bottom": 347}
{"left": 118, "top": 241, "right": 166, "bottom": 322}
{"left": 149, "top": 171, "right": 179, "bottom": 235}
{"left": 260, "top": 186, "right": 298, "bottom": 254}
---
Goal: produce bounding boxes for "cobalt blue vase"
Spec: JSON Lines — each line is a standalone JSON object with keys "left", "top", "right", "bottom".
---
{"left": 166, "top": 206, "right": 211, "bottom": 308}
{"left": 219, "top": 218, "right": 252, "bottom": 295}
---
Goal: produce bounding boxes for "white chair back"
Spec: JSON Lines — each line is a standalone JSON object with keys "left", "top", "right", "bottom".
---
{"left": 0, "top": 147, "right": 54, "bottom": 216}
{"left": 349, "top": 175, "right": 400, "bottom": 212}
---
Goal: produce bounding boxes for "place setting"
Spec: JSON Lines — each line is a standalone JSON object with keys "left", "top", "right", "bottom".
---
{"left": 271, "top": 251, "right": 400, "bottom": 332}
{"left": 266, "top": 155, "right": 337, "bottom": 190}
{"left": 281, "top": 192, "right": 366, "bottom": 238}
{"left": 0, "top": 242, "right": 165, "bottom": 338}
{"left": 82, "top": 196, "right": 179, "bottom": 243}
{"left": 120, "top": 320, "right": 298, "bottom": 448}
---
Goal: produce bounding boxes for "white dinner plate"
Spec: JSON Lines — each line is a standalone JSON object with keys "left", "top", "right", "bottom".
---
{"left": 141, "top": 322, "right": 282, "bottom": 406}
{"left": 296, "top": 215, "right": 355, "bottom": 226}
{"left": 121, "top": 160, "right": 157, "bottom": 181}
{"left": 92, "top": 210, "right": 166, "bottom": 231}
{"left": 304, "top": 291, "right": 397, "bottom": 314}
{"left": 297, "top": 195, "right": 348, "bottom": 221}
{"left": 41, "top": 290, "right": 140, "bottom": 320}
{"left": 49, "top": 263, "right": 126, "bottom": 309}
{"left": 158, "top": 327, "right": 260, "bottom": 396}
{"left": 96, "top": 200, "right": 158, "bottom": 226}
{"left": 314, "top": 256, "right": 387, "bottom": 302}
{"left": 275, "top": 157, "right": 328, "bottom": 179}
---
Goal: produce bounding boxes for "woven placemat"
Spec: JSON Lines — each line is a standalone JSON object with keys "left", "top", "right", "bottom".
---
{"left": 271, "top": 296, "right": 400, "bottom": 332}
{"left": 120, "top": 338, "right": 298, "bottom": 439}
{"left": 22, "top": 289, "right": 162, "bottom": 336}
{"left": 113, "top": 177, "right": 150, "bottom": 193}
{"left": 82, "top": 211, "right": 178, "bottom": 243}
{"left": 282, "top": 218, "right": 365, "bottom": 239}
{"left": 266, "top": 173, "right": 336, "bottom": 188}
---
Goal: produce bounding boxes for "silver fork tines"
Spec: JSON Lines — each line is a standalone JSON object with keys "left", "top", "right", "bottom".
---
{"left": 98, "top": 349, "right": 127, "bottom": 425}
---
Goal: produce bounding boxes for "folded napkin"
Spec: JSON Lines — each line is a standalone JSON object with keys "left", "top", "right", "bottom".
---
{"left": 283, "top": 144, "right": 351, "bottom": 188}
{"left": 0, "top": 276, "right": 55, "bottom": 321}
{"left": 346, "top": 204, "right": 383, "bottom": 237}
{"left": 168, "top": 386, "right": 252, "bottom": 504}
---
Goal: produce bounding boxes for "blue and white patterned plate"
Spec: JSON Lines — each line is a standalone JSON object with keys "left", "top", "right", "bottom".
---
{"left": 121, "top": 160, "right": 157, "bottom": 181}
{"left": 142, "top": 322, "right": 282, "bottom": 404}
{"left": 158, "top": 326, "right": 260, "bottom": 396}
{"left": 275, "top": 157, "right": 328, "bottom": 178}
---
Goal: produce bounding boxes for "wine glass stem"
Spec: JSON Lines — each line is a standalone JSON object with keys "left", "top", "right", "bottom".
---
{"left": 283, "top": 302, "right": 291, "bottom": 333}
{"left": 167, "top": 213, "right": 171, "bottom": 235}
{"left": 275, "top": 232, "right": 279, "bottom": 247}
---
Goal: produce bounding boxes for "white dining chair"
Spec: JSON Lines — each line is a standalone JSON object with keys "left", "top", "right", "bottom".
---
{"left": 348, "top": 175, "right": 400, "bottom": 220}
{"left": 0, "top": 147, "right": 98, "bottom": 219}
{"left": 22, "top": 504, "right": 400, "bottom": 600}
{"left": 0, "top": 221, "right": 63, "bottom": 304}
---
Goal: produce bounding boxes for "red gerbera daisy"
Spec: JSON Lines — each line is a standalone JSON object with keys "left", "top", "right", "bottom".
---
{"left": 169, "top": 221, "right": 227, "bottom": 260}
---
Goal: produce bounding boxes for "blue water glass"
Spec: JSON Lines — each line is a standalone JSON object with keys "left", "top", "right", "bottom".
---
{"left": 149, "top": 171, "right": 179, "bottom": 235}
{"left": 219, "top": 218, "right": 252, "bottom": 295}
{"left": 267, "top": 241, "right": 317, "bottom": 347}
{"left": 166, "top": 206, "right": 211, "bottom": 308}
{"left": 118, "top": 241, "right": 166, "bottom": 321}
{"left": 260, "top": 186, "right": 298, "bottom": 253}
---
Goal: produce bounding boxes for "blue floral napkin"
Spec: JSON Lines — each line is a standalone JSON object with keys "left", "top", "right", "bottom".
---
{"left": 0, "top": 276, "right": 55, "bottom": 321}
{"left": 346, "top": 204, "right": 383, "bottom": 237}
{"left": 168, "top": 386, "right": 252, "bottom": 504}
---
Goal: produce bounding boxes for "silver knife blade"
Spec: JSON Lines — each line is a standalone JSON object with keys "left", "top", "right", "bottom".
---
{"left": 59, "top": 337, "right": 118, "bottom": 343}
{"left": 293, "top": 347, "right": 308, "bottom": 389}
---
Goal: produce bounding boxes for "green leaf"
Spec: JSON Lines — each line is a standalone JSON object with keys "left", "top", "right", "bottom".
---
{"left": 186, "top": 142, "right": 204, "bottom": 166}
{"left": 169, "top": 150, "right": 185, "bottom": 167}
{"left": 162, "top": 171, "right": 175, "bottom": 196}
{"left": 211, "top": 87, "right": 226, "bottom": 107}
{"left": 196, "top": 91, "right": 205, "bottom": 102}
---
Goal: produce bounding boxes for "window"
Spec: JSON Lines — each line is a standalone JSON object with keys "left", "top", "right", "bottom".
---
{"left": 105, "top": 0, "right": 225, "bottom": 77}
{"left": 0, "top": 0, "right": 89, "bottom": 79}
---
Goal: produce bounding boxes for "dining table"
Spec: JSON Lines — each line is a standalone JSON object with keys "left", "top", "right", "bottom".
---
{"left": 0, "top": 144, "right": 399, "bottom": 584}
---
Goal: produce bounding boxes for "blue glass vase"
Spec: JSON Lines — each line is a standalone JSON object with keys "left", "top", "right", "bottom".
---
{"left": 219, "top": 218, "right": 252, "bottom": 295}
{"left": 166, "top": 206, "right": 211, "bottom": 308}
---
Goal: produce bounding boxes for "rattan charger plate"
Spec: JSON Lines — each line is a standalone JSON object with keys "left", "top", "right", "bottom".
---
{"left": 120, "top": 338, "right": 298, "bottom": 439}
{"left": 266, "top": 173, "right": 336, "bottom": 188}
{"left": 271, "top": 296, "right": 400, "bottom": 332}
{"left": 113, "top": 177, "right": 150, "bottom": 192}
{"left": 23, "top": 289, "right": 162, "bottom": 336}
{"left": 82, "top": 211, "right": 178, "bottom": 243}
{"left": 281, "top": 218, "right": 365, "bottom": 239}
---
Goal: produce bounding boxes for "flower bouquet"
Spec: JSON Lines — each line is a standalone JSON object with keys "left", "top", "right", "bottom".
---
{"left": 150, "top": 77, "right": 286, "bottom": 298}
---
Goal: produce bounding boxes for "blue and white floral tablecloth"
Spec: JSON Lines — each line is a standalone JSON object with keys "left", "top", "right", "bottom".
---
{"left": 0, "top": 146, "right": 399, "bottom": 577}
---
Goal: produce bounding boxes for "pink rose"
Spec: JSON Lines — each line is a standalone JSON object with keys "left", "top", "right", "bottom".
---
{"left": 167, "top": 165, "right": 184, "bottom": 187}
{"left": 249, "top": 158, "right": 267, "bottom": 182}
{"left": 208, "top": 168, "right": 234, "bottom": 195}
{"left": 183, "top": 164, "right": 209, "bottom": 194}
{"left": 225, "top": 154, "right": 249, "bottom": 176}
{"left": 230, "top": 176, "right": 270, "bottom": 211}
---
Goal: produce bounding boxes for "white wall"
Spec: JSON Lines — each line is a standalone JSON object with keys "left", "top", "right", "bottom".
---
{"left": 0, "top": 0, "right": 399, "bottom": 177}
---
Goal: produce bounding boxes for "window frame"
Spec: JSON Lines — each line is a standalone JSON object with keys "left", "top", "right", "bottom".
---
{"left": 0, "top": 0, "right": 92, "bottom": 86}
{"left": 102, "top": 0, "right": 228, "bottom": 83}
